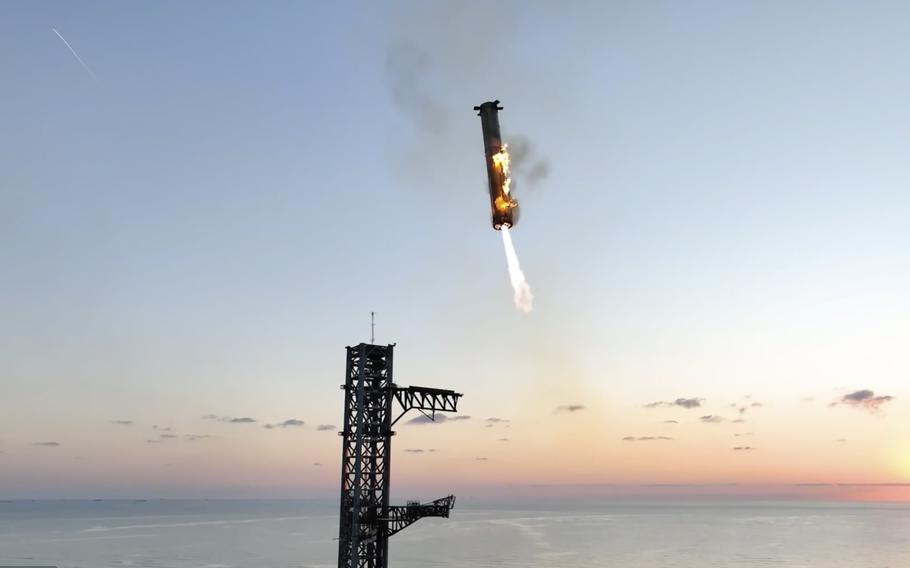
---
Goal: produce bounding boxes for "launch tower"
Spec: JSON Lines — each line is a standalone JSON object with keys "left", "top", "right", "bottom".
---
{"left": 337, "top": 342, "right": 462, "bottom": 568}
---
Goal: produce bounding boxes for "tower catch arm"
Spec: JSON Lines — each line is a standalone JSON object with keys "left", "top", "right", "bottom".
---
{"left": 383, "top": 495, "right": 456, "bottom": 538}
{"left": 392, "top": 386, "right": 462, "bottom": 425}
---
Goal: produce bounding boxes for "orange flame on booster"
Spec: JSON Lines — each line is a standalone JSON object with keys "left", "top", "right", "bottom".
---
{"left": 491, "top": 144, "right": 516, "bottom": 214}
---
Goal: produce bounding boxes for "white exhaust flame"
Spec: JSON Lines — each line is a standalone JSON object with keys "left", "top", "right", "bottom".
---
{"left": 500, "top": 226, "right": 533, "bottom": 313}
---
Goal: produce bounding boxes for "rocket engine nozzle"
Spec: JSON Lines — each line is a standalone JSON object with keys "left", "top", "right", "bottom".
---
{"left": 475, "top": 100, "right": 517, "bottom": 230}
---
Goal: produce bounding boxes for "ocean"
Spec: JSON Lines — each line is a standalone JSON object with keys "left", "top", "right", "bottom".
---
{"left": 0, "top": 499, "right": 908, "bottom": 567}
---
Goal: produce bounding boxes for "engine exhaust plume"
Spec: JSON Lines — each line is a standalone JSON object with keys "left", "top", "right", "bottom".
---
{"left": 500, "top": 226, "right": 533, "bottom": 313}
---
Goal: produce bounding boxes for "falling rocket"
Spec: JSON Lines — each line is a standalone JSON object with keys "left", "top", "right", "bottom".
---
{"left": 474, "top": 100, "right": 533, "bottom": 312}
{"left": 474, "top": 100, "right": 518, "bottom": 230}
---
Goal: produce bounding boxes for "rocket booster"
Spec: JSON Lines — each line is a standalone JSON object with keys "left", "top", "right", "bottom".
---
{"left": 474, "top": 100, "right": 517, "bottom": 230}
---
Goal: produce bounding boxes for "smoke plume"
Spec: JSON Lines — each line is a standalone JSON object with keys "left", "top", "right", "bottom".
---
{"left": 495, "top": 135, "right": 550, "bottom": 189}
{"left": 384, "top": 36, "right": 549, "bottom": 189}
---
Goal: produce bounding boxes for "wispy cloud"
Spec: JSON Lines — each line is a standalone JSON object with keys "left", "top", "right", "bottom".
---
{"left": 475, "top": 457, "right": 489, "bottom": 461}
{"left": 408, "top": 414, "right": 445, "bottom": 425}
{"left": 645, "top": 397, "right": 704, "bottom": 409}
{"left": 831, "top": 390, "right": 894, "bottom": 412}
{"left": 160, "top": 434, "right": 177, "bottom": 439}
{"left": 699, "top": 415, "right": 724, "bottom": 424}
{"left": 312, "top": 462, "right": 322, "bottom": 466}
{"left": 497, "top": 437, "right": 510, "bottom": 442}
{"left": 185, "top": 434, "right": 211, "bottom": 441}
{"left": 203, "top": 415, "right": 257, "bottom": 424}
{"left": 555, "top": 404, "right": 585, "bottom": 413}
{"left": 404, "top": 448, "right": 424, "bottom": 453}
{"left": 622, "top": 436, "right": 673, "bottom": 441}
{"left": 32, "top": 441, "right": 60, "bottom": 447}
{"left": 407, "top": 414, "right": 472, "bottom": 425}
{"left": 52, "top": 27, "right": 95, "bottom": 78}
{"left": 731, "top": 401, "right": 765, "bottom": 415}
{"left": 264, "top": 419, "right": 305, "bottom": 429}
{"left": 316, "top": 424, "right": 337, "bottom": 431}
{"left": 733, "top": 446, "right": 756, "bottom": 451}
{"left": 484, "top": 417, "right": 510, "bottom": 428}
{"left": 110, "top": 420, "right": 133, "bottom": 426}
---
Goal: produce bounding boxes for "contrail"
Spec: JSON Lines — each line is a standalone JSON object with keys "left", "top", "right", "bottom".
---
{"left": 52, "top": 27, "right": 95, "bottom": 78}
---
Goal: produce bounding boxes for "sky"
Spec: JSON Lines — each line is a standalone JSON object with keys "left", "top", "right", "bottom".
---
{"left": 1, "top": 1, "right": 909, "bottom": 501}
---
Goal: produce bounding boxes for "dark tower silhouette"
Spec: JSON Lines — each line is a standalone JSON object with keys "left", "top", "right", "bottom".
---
{"left": 337, "top": 342, "right": 462, "bottom": 568}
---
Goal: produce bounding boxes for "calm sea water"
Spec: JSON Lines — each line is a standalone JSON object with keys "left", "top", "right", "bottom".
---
{"left": 0, "top": 499, "right": 908, "bottom": 567}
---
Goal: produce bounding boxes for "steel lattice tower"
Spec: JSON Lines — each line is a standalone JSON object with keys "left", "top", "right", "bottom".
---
{"left": 337, "top": 343, "right": 462, "bottom": 568}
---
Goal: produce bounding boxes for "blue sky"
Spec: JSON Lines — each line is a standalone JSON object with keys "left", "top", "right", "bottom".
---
{"left": 2, "top": 1, "right": 909, "bottom": 498}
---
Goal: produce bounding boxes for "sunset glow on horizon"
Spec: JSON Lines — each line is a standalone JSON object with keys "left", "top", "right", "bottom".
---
{"left": 2, "top": 379, "right": 907, "bottom": 500}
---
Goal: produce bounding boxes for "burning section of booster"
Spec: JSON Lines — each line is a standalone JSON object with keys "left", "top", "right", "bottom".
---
{"left": 475, "top": 100, "right": 518, "bottom": 230}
